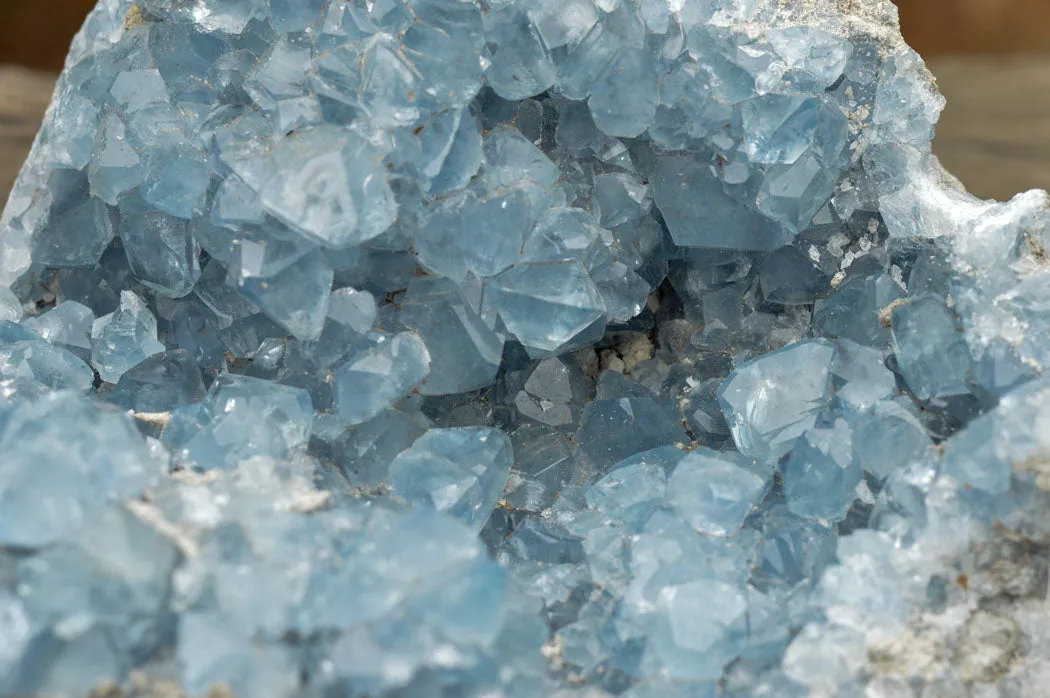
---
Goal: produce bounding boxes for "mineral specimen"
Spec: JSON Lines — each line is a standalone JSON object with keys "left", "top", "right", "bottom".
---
{"left": 2, "top": 0, "right": 1050, "bottom": 696}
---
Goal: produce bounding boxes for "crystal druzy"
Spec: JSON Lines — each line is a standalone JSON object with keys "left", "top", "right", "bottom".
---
{"left": 2, "top": 0, "right": 1050, "bottom": 696}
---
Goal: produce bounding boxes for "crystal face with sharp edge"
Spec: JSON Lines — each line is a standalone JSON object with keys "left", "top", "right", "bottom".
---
{"left": 3, "top": 0, "right": 1050, "bottom": 696}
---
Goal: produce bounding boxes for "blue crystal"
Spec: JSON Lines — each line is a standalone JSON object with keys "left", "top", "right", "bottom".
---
{"left": 751, "top": 505, "right": 837, "bottom": 594}
{"left": 107, "top": 350, "right": 206, "bottom": 413}
{"left": 4, "top": 1, "right": 1050, "bottom": 694}
{"left": 484, "top": 7, "right": 556, "bottom": 101}
{"left": 257, "top": 127, "right": 396, "bottom": 248}
{"left": 117, "top": 203, "right": 201, "bottom": 298}
{"left": 333, "top": 332, "right": 430, "bottom": 426}
{"left": 22, "top": 301, "right": 94, "bottom": 354}
{"left": 813, "top": 271, "right": 905, "bottom": 347}
{"left": 667, "top": 448, "right": 772, "bottom": 536}
{"left": 0, "top": 339, "right": 95, "bottom": 392}
{"left": 488, "top": 260, "right": 606, "bottom": 355}
{"left": 90, "top": 290, "right": 166, "bottom": 384}
{"left": 29, "top": 170, "right": 114, "bottom": 268}
{"left": 503, "top": 424, "right": 576, "bottom": 512}
{"left": 162, "top": 374, "right": 314, "bottom": 470}
{"left": 88, "top": 114, "right": 144, "bottom": 205}
{"left": 141, "top": 145, "right": 211, "bottom": 220}
{"left": 719, "top": 339, "right": 837, "bottom": 462}
{"left": 646, "top": 577, "right": 749, "bottom": 680}
{"left": 513, "top": 357, "right": 587, "bottom": 428}
{"left": 576, "top": 396, "right": 689, "bottom": 475}
{"left": 653, "top": 154, "right": 793, "bottom": 251}
{"left": 0, "top": 392, "right": 159, "bottom": 548}
{"left": 891, "top": 293, "right": 975, "bottom": 401}
{"left": 389, "top": 427, "right": 513, "bottom": 532}
{"left": 586, "top": 446, "right": 683, "bottom": 531}
{"left": 588, "top": 48, "right": 658, "bottom": 138}
{"left": 226, "top": 238, "right": 334, "bottom": 341}
{"left": 399, "top": 277, "right": 503, "bottom": 396}
{"left": 782, "top": 419, "right": 860, "bottom": 522}
{"left": 325, "top": 407, "right": 428, "bottom": 488}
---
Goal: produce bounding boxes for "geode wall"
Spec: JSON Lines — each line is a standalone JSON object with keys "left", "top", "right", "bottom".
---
{"left": 1, "top": 1, "right": 1050, "bottom": 697}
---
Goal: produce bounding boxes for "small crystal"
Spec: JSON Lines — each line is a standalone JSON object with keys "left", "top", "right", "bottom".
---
{"left": 389, "top": 427, "right": 513, "bottom": 532}
{"left": 90, "top": 291, "right": 165, "bottom": 384}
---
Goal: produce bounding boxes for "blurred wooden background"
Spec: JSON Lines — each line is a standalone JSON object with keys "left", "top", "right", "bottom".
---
{"left": 0, "top": 0, "right": 1049, "bottom": 203}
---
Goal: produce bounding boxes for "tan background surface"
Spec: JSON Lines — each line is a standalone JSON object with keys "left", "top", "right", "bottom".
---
{"left": 0, "top": 0, "right": 1048, "bottom": 204}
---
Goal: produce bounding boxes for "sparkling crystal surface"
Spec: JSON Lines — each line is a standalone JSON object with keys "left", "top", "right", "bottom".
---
{"left": 3, "top": 1, "right": 1050, "bottom": 696}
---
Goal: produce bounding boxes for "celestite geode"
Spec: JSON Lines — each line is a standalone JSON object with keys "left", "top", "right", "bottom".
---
{"left": 2, "top": 1, "right": 1050, "bottom": 696}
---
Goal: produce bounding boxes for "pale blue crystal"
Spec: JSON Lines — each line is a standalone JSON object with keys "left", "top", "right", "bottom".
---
{"left": 719, "top": 339, "right": 836, "bottom": 461}
{"left": 416, "top": 187, "right": 535, "bottom": 281}
{"left": 88, "top": 114, "right": 143, "bottom": 205}
{"left": 326, "top": 408, "right": 429, "bottom": 488}
{"left": 212, "top": 175, "right": 264, "bottom": 227}
{"left": 419, "top": 107, "right": 483, "bottom": 196}
{"left": 487, "top": 260, "right": 606, "bottom": 355}
{"left": 782, "top": 419, "right": 859, "bottom": 522}
{"left": 0, "top": 339, "right": 95, "bottom": 392}
{"left": 269, "top": 0, "right": 326, "bottom": 33}
{"left": 588, "top": 49, "right": 658, "bottom": 138}
{"left": 117, "top": 203, "right": 201, "bottom": 298}
{"left": 891, "top": 293, "right": 974, "bottom": 401}
{"left": 226, "top": 239, "right": 333, "bottom": 341}
{"left": 646, "top": 578, "right": 749, "bottom": 680}
{"left": 327, "top": 286, "right": 377, "bottom": 335}
{"left": 167, "top": 299, "right": 227, "bottom": 371}
{"left": 576, "top": 397, "right": 688, "bottom": 475}
{"left": 849, "top": 399, "right": 931, "bottom": 479}
{"left": 0, "top": 392, "right": 159, "bottom": 548}
{"left": 513, "top": 357, "right": 587, "bottom": 428}
{"left": 0, "top": 287, "right": 21, "bottom": 323}
{"left": 813, "top": 271, "right": 904, "bottom": 347}
{"left": 22, "top": 301, "right": 94, "bottom": 353}
{"left": 484, "top": 7, "right": 556, "bottom": 101}
{"left": 939, "top": 378, "right": 1050, "bottom": 497}
{"left": 751, "top": 505, "right": 837, "bottom": 593}
{"left": 742, "top": 96, "right": 821, "bottom": 165}
{"left": 90, "top": 291, "right": 165, "bottom": 384}
{"left": 528, "top": 0, "right": 598, "bottom": 49}
{"left": 653, "top": 155, "right": 793, "bottom": 251}
{"left": 760, "top": 245, "right": 829, "bottom": 306}
{"left": 141, "top": 145, "right": 212, "bottom": 220}
{"left": 400, "top": 277, "right": 503, "bottom": 396}
{"left": 29, "top": 170, "right": 114, "bottom": 267}
{"left": 586, "top": 446, "right": 684, "bottom": 530}
{"left": 2, "top": 1, "right": 1048, "bottom": 695}
{"left": 503, "top": 425, "right": 576, "bottom": 512}
{"left": 389, "top": 427, "right": 513, "bottom": 532}
{"left": 107, "top": 350, "right": 206, "bottom": 413}
{"left": 334, "top": 332, "right": 430, "bottom": 426}
{"left": 193, "top": 259, "right": 259, "bottom": 329}
{"left": 257, "top": 127, "right": 395, "bottom": 248}
{"left": 667, "top": 448, "right": 772, "bottom": 536}
{"left": 162, "top": 374, "right": 314, "bottom": 470}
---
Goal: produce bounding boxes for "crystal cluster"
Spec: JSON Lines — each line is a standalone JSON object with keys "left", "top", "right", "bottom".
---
{"left": 3, "top": 0, "right": 1050, "bottom": 696}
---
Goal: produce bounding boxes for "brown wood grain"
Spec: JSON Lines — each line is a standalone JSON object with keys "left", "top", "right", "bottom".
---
{"left": 0, "top": 54, "right": 1048, "bottom": 210}
{"left": 0, "top": 66, "right": 54, "bottom": 208}
{"left": 0, "top": 0, "right": 98, "bottom": 71}
{"left": 929, "top": 55, "right": 1050, "bottom": 201}
{"left": 898, "top": 0, "right": 1050, "bottom": 55}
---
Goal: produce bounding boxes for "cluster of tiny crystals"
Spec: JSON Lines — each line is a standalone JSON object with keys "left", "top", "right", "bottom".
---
{"left": 3, "top": 0, "right": 1050, "bottom": 696}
